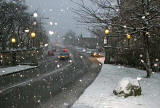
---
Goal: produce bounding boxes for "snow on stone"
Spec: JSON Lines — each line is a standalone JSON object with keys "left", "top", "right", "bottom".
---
{"left": 72, "top": 64, "right": 160, "bottom": 108}
{"left": 113, "top": 77, "right": 141, "bottom": 97}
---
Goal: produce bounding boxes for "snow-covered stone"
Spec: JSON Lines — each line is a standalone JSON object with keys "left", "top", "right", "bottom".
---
{"left": 113, "top": 77, "right": 141, "bottom": 97}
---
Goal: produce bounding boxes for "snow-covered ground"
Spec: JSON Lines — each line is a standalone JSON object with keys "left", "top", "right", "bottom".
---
{"left": 72, "top": 58, "right": 160, "bottom": 108}
{"left": 0, "top": 65, "right": 37, "bottom": 76}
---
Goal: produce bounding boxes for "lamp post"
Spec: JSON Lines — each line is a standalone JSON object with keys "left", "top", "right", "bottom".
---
{"left": 30, "top": 32, "right": 36, "bottom": 48}
{"left": 30, "top": 31, "right": 38, "bottom": 65}
{"left": 11, "top": 37, "right": 16, "bottom": 65}
{"left": 126, "top": 34, "right": 131, "bottom": 47}
{"left": 104, "top": 29, "right": 110, "bottom": 64}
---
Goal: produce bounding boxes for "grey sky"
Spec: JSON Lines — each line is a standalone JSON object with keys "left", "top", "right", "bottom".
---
{"left": 25, "top": 0, "right": 117, "bottom": 37}
{"left": 25, "top": 0, "right": 89, "bottom": 37}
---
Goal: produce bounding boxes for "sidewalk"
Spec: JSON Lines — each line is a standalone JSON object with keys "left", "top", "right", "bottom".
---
{"left": 0, "top": 65, "right": 37, "bottom": 76}
{"left": 72, "top": 58, "right": 160, "bottom": 108}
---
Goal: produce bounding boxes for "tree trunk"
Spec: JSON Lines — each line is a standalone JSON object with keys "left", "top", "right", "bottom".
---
{"left": 146, "top": 49, "right": 152, "bottom": 77}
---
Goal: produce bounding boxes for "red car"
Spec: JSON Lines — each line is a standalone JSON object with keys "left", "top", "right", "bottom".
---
{"left": 62, "top": 48, "right": 68, "bottom": 52}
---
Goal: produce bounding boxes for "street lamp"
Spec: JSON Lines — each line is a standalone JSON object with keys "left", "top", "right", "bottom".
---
{"left": 126, "top": 34, "right": 131, "bottom": 39}
{"left": 104, "top": 29, "right": 110, "bottom": 64}
{"left": 105, "top": 29, "right": 110, "bottom": 35}
{"left": 126, "top": 34, "right": 131, "bottom": 47}
{"left": 10, "top": 37, "right": 16, "bottom": 65}
{"left": 30, "top": 32, "right": 36, "bottom": 38}
{"left": 11, "top": 38, "right": 16, "bottom": 44}
{"left": 33, "top": 12, "right": 38, "bottom": 18}
{"left": 30, "top": 32, "right": 36, "bottom": 48}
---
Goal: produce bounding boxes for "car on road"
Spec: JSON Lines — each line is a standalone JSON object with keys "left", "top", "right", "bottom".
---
{"left": 91, "top": 51, "right": 103, "bottom": 57}
{"left": 48, "top": 50, "right": 54, "bottom": 56}
{"left": 62, "top": 48, "right": 68, "bottom": 52}
{"left": 58, "top": 52, "right": 70, "bottom": 60}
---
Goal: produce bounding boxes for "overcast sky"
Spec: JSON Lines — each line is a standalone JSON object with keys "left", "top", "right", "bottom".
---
{"left": 25, "top": 0, "right": 117, "bottom": 38}
{"left": 25, "top": 0, "right": 91, "bottom": 37}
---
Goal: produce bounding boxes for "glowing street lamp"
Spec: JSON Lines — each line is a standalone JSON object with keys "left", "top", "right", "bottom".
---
{"left": 33, "top": 12, "right": 38, "bottom": 18}
{"left": 126, "top": 34, "right": 131, "bottom": 47}
{"left": 11, "top": 38, "right": 16, "bottom": 43}
{"left": 30, "top": 32, "right": 36, "bottom": 38}
{"left": 104, "top": 29, "right": 110, "bottom": 64}
{"left": 126, "top": 34, "right": 131, "bottom": 39}
{"left": 105, "top": 29, "right": 110, "bottom": 35}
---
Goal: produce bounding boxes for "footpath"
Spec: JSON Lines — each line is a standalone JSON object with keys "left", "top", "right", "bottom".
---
{"left": 0, "top": 65, "right": 37, "bottom": 76}
{"left": 72, "top": 57, "right": 160, "bottom": 108}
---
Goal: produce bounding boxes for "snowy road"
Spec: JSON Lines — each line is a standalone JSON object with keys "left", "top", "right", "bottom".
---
{"left": 0, "top": 47, "right": 102, "bottom": 108}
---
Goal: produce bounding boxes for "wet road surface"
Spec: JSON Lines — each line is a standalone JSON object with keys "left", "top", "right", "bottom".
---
{"left": 0, "top": 47, "right": 102, "bottom": 108}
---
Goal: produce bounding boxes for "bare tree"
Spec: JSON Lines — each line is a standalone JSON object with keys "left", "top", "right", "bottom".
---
{"left": 73, "top": 0, "right": 160, "bottom": 77}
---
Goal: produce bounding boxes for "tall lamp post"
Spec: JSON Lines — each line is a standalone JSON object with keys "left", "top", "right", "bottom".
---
{"left": 126, "top": 34, "right": 131, "bottom": 47}
{"left": 30, "top": 32, "right": 36, "bottom": 48}
{"left": 104, "top": 29, "right": 110, "bottom": 64}
{"left": 11, "top": 37, "right": 16, "bottom": 65}
{"left": 30, "top": 31, "right": 38, "bottom": 65}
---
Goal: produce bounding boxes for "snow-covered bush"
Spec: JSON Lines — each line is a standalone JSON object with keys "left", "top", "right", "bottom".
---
{"left": 113, "top": 77, "right": 141, "bottom": 98}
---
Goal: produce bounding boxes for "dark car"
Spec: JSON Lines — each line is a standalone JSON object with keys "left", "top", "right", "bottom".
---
{"left": 58, "top": 52, "right": 70, "bottom": 60}
{"left": 48, "top": 50, "right": 54, "bottom": 56}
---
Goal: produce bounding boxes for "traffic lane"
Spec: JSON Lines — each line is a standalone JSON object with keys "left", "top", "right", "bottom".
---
{"left": 39, "top": 48, "right": 102, "bottom": 108}
{"left": 0, "top": 54, "right": 71, "bottom": 90}
{"left": 0, "top": 51, "right": 80, "bottom": 108}
{"left": 0, "top": 62, "right": 74, "bottom": 108}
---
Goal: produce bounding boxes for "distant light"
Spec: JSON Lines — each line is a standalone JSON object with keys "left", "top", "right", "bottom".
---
{"left": 140, "top": 54, "right": 143, "bottom": 58}
{"left": 57, "top": 64, "right": 60, "bottom": 68}
{"left": 155, "top": 59, "right": 159, "bottom": 62}
{"left": 33, "top": 21, "right": 37, "bottom": 25}
{"left": 55, "top": 22, "right": 58, "bottom": 26}
{"left": 123, "top": 25, "right": 127, "bottom": 28}
{"left": 49, "top": 22, "right": 53, "bottom": 26}
{"left": 141, "top": 59, "right": 144, "bottom": 63}
{"left": 154, "top": 63, "right": 158, "bottom": 67}
{"left": 33, "top": 12, "right": 38, "bottom": 18}
{"left": 44, "top": 44, "right": 48, "bottom": 47}
{"left": 126, "top": 34, "right": 131, "bottom": 39}
{"left": 142, "top": 16, "right": 145, "bottom": 19}
{"left": 31, "top": 32, "right": 36, "bottom": 38}
{"left": 105, "top": 29, "right": 109, "bottom": 35}
{"left": 69, "top": 60, "right": 72, "bottom": 63}
{"left": 49, "top": 31, "right": 54, "bottom": 35}
{"left": 11, "top": 38, "right": 16, "bottom": 43}
{"left": 25, "top": 29, "right": 29, "bottom": 33}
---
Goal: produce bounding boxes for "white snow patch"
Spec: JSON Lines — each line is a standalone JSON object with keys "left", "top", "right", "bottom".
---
{"left": 0, "top": 65, "right": 37, "bottom": 76}
{"left": 72, "top": 64, "right": 160, "bottom": 108}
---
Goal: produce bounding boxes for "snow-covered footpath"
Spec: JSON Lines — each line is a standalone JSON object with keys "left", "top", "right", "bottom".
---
{"left": 72, "top": 58, "right": 160, "bottom": 108}
{"left": 0, "top": 65, "right": 37, "bottom": 76}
